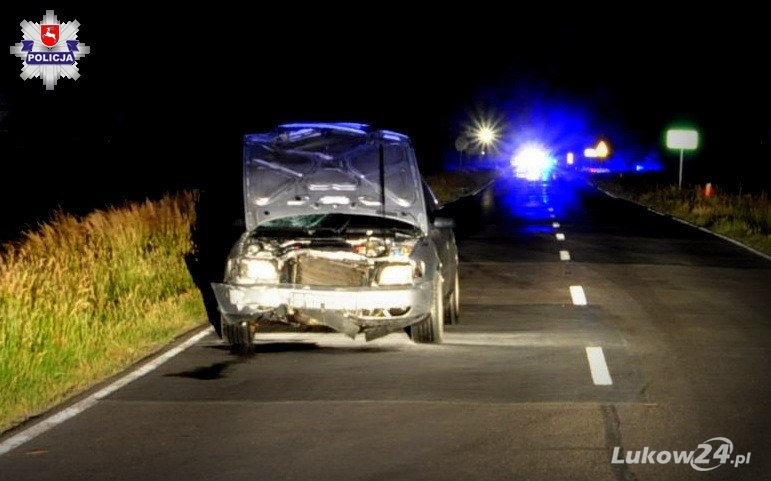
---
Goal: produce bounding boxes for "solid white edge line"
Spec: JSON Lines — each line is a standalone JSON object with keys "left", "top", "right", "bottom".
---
{"left": 555, "top": 233, "right": 566, "bottom": 241}
{"left": 594, "top": 184, "right": 771, "bottom": 262}
{"left": 0, "top": 327, "right": 212, "bottom": 456}
{"left": 595, "top": 186, "right": 618, "bottom": 199}
{"left": 586, "top": 347, "right": 613, "bottom": 385}
{"left": 673, "top": 217, "right": 771, "bottom": 262}
{"left": 647, "top": 207, "right": 666, "bottom": 216}
{"left": 559, "top": 250, "right": 571, "bottom": 261}
{"left": 569, "top": 285, "right": 587, "bottom": 305}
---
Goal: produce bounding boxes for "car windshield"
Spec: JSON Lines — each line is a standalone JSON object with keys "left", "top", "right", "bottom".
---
{"left": 257, "top": 213, "right": 420, "bottom": 236}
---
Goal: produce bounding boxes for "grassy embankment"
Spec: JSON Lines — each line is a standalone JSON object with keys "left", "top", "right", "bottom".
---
{"left": 0, "top": 191, "right": 206, "bottom": 433}
{"left": 594, "top": 177, "right": 771, "bottom": 258}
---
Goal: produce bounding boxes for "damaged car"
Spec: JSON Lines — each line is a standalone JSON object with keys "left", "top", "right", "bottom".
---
{"left": 211, "top": 122, "right": 459, "bottom": 350}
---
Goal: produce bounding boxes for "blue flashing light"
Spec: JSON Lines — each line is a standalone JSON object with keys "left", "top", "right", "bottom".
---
{"left": 510, "top": 144, "right": 555, "bottom": 181}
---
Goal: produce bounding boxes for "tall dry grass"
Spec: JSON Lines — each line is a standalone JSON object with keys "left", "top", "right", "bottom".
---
{"left": 0, "top": 191, "right": 206, "bottom": 433}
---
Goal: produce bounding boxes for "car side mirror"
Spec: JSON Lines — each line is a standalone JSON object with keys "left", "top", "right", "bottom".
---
{"left": 433, "top": 217, "right": 455, "bottom": 229}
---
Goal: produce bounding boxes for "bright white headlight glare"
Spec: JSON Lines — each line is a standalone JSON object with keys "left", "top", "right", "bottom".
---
{"left": 378, "top": 264, "right": 414, "bottom": 286}
{"left": 237, "top": 259, "right": 278, "bottom": 283}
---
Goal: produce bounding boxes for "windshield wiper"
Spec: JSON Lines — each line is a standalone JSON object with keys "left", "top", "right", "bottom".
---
{"left": 324, "top": 216, "right": 350, "bottom": 234}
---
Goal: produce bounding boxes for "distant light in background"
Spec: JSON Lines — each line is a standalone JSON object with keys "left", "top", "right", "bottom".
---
{"left": 595, "top": 140, "right": 609, "bottom": 158}
{"left": 453, "top": 96, "right": 660, "bottom": 178}
{"left": 510, "top": 143, "right": 555, "bottom": 181}
{"left": 583, "top": 139, "right": 610, "bottom": 159}
{"left": 463, "top": 106, "right": 506, "bottom": 159}
{"left": 478, "top": 126, "right": 495, "bottom": 145}
{"left": 588, "top": 149, "right": 664, "bottom": 175}
{"left": 496, "top": 95, "right": 598, "bottom": 165}
{"left": 470, "top": 120, "right": 501, "bottom": 156}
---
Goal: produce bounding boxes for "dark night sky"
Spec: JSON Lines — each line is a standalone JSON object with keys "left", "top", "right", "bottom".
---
{"left": 1, "top": 4, "right": 769, "bottom": 235}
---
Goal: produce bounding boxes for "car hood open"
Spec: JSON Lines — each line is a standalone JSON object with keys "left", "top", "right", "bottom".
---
{"left": 242, "top": 123, "right": 430, "bottom": 234}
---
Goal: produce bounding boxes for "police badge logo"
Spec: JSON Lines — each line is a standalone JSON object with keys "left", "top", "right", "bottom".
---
{"left": 9, "top": 10, "right": 90, "bottom": 90}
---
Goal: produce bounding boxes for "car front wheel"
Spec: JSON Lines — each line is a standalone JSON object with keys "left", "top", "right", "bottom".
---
{"left": 409, "top": 276, "right": 444, "bottom": 343}
{"left": 222, "top": 316, "right": 255, "bottom": 355}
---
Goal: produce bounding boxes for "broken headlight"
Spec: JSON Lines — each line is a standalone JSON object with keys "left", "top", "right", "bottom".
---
{"left": 234, "top": 258, "right": 279, "bottom": 284}
{"left": 377, "top": 263, "right": 415, "bottom": 286}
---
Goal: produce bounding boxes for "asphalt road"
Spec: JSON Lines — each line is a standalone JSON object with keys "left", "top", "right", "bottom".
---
{"left": 1, "top": 175, "right": 769, "bottom": 481}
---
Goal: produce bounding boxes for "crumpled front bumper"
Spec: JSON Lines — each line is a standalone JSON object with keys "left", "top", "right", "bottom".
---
{"left": 211, "top": 282, "right": 433, "bottom": 341}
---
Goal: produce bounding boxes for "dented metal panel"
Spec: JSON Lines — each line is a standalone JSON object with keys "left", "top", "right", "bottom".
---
{"left": 212, "top": 281, "right": 433, "bottom": 341}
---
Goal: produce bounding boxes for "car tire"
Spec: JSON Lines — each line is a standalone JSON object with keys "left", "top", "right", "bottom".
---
{"left": 409, "top": 276, "right": 444, "bottom": 343}
{"left": 445, "top": 272, "right": 460, "bottom": 325}
{"left": 222, "top": 316, "right": 254, "bottom": 355}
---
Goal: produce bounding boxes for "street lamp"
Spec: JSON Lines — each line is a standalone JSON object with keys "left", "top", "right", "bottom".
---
{"left": 461, "top": 107, "right": 505, "bottom": 166}
{"left": 471, "top": 123, "right": 500, "bottom": 157}
{"left": 477, "top": 126, "right": 495, "bottom": 153}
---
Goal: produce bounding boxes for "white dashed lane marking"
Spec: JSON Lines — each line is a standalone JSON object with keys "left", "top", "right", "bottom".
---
{"left": 585, "top": 347, "right": 613, "bottom": 385}
{"left": 559, "top": 250, "right": 571, "bottom": 261}
{"left": 569, "top": 285, "right": 587, "bottom": 305}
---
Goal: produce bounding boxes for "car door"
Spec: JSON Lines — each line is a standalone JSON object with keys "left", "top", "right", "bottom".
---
{"left": 423, "top": 181, "right": 458, "bottom": 298}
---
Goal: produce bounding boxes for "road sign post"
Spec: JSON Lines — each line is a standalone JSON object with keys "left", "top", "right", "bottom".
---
{"left": 666, "top": 129, "right": 699, "bottom": 190}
